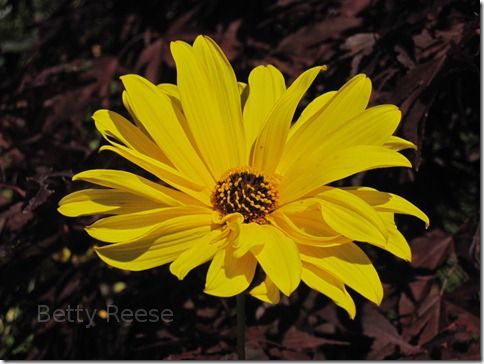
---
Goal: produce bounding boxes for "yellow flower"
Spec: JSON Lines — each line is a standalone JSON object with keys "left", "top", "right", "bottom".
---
{"left": 58, "top": 35, "right": 428, "bottom": 318}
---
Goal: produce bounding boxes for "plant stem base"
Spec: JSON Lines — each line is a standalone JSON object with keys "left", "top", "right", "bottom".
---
{"left": 236, "top": 294, "right": 246, "bottom": 360}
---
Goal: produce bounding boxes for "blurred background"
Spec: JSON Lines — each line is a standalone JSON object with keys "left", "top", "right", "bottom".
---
{"left": 0, "top": 0, "right": 480, "bottom": 359}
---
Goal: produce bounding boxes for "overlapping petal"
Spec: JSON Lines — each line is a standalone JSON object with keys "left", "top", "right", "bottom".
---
{"left": 169, "top": 230, "right": 225, "bottom": 280}
{"left": 269, "top": 209, "right": 348, "bottom": 247}
{"left": 377, "top": 212, "right": 412, "bottom": 261}
{"left": 251, "top": 66, "right": 322, "bottom": 173}
{"left": 281, "top": 146, "right": 412, "bottom": 203}
{"left": 384, "top": 136, "right": 417, "bottom": 151}
{"left": 93, "top": 109, "right": 170, "bottom": 165}
{"left": 345, "top": 187, "right": 429, "bottom": 227}
{"left": 99, "top": 144, "right": 209, "bottom": 205}
{"left": 121, "top": 90, "right": 147, "bottom": 135}
{"left": 121, "top": 74, "right": 214, "bottom": 187}
{"left": 204, "top": 245, "right": 257, "bottom": 297}
{"left": 243, "top": 65, "right": 286, "bottom": 149}
{"left": 93, "top": 109, "right": 211, "bottom": 201}
{"left": 58, "top": 188, "right": 163, "bottom": 217}
{"left": 237, "top": 223, "right": 301, "bottom": 296}
{"left": 302, "top": 263, "right": 356, "bottom": 318}
{"left": 95, "top": 226, "right": 217, "bottom": 271}
{"left": 280, "top": 74, "right": 371, "bottom": 173}
{"left": 287, "top": 91, "right": 337, "bottom": 138}
{"left": 170, "top": 36, "right": 246, "bottom": 177}
{"left": 300, "top": 243, "right": 383, "bottom": 305}
{"left": 72, "top": 169, "right": 198, "bottom": 206}
{"left": 315, "top": 187, "right": 388, "bottom": 246}
{"left": 85, "top": 206, "right": 213, "bottom": 243}
{"left": 281, "top": 104, "right": 401, "bottom": 175}
{"left": 250, "top": 277, "right": 280, "bottom": 304}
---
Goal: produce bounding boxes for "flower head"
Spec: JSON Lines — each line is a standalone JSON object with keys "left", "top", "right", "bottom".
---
{"left": 58, "top": 35, "right": 428, "bottom": 318}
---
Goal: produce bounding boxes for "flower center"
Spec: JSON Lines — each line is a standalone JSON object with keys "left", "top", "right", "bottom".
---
{"left": 212, "top": 168, "right": 278, "bottom": 223}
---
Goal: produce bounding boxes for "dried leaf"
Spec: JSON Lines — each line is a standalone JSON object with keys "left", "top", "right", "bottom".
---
{"left": 282, "top": 326, "right": 349, "bottom": 350}
{"left": 135, "top": 39, "right": 163, "bottom": 83}
{"left": 410, "top": 229, "right": 455, "bottom": 270}
{"left": 399, "top": 282, "right": 443, "bottom": 346}
{"left": 362, "top": 304, "right": 422, "bottom": 359}
{"left": 278, "top": 16, "right": 361, "bottom": 54}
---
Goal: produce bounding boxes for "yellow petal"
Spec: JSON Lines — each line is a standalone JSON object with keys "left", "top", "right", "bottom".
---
{"left": 302, "top": 263, "right": 356, "bottom": 319}
{"left": 318, "top": 146, "right": 412, "bottom": 185}
{"left": 246, "top": 224, "right": 301, "bottom": 296}
{"left": 122, "top": 90, "right": 148, "bottom": 135}
{"left": 268, "top": 210, "right": 348, "bottom": 247}
{"left": 85, "top": 206, "right": 213, "bottom": 243}
{"left": 169, "top": 230, "right": 223, "bottom": 280}
{"left": 95, "top": 226, "right": 216, "bottom": 271}
{"left": 155, "top": 83, "right": 207, "bottom": 164}
{"left": 251, "top": 66, "right": 322, "bottom": 173}
{"left": 215, "top": 212, "right": 245, "bottom": 243}
{"left": 281, "top": 146, "right": 412, "bottom": 203}
{"left": 276, "top": 198, "right": 337, "bottom": 238}
{"left": 337, "top": 104, "right": 401, "bottom": 146}
{"left": 121, "top": 74, "right": 214, "bottom": 186}
{"left": 73, "top": 169, "right": 194, "bottom": 206}
{"left": 346, "top": 187, "right": 429, "bottom": 227}
{"left": 93, "top": 109, "right": 171, "bottom": 166}
{"left": 282, "top": 74, "right": 371, "bottom": 173}
{"left": 336, "top": 104, "right": 401, "bottom": 148}
{"left": 315, "top": 187, "right": 388, "bottom": 246}
{"left": 204, "top": 245, "right": 257, "bottom": 297}
{"left": 99, "top": 145, "right": 210, "bottom": 205}
{"left": 170, "top": 36, "right": 246, "bottom": 176}
{"left": 282, "top": 105, "right": 401, "bottom": 174}
{"left": 287, "top": 91, "right": 337, "bottom": 138}
{"left": 243, "top": 65, "right": 286, "bottom": 149}
{"left": 377, "top": 212, "right": 412, "bottom": 261}
{"left": 157, "top": 83, "right": 180, "bottom": 99}
{"left": 233, "top": 222, "right": 266, "bottom": 258}
{"left": 250, "top": 276, "right": 280, "bottom": 304}
{"left": 239, "top": 82, "right": 250, "bottom": 113}
{"left": 300, "top": 243, "right": 383, "bottom": 305}
{"left": 386, "top": 227, "right": 412, "bottom": 261}
{"left": 383, "top": 136, "right": 417, "bottom": 151}
{"left": 238, "top": 81, "right": 247, "bottom": 93}
{"left": 58, "top": 188, "right": 163, "bottom": 217}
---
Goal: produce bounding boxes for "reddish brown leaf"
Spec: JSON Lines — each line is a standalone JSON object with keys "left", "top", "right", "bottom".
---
{"left": 215, "top": 20, "right": 242, "bottom": 61}
{"left": 85, "top": 56, "right": 119, "bottom": 103}
{"left": 362, "top": 304, "right": 422, "bottom": 359}
{"left": 164, "top": 7, "right": 200, "bottom": 41}
{"left": 399, "top": 282, "right": 443, "bottom": 346}
{"left": 277, "top": 16, "right": 361, "bottom": 54}
{"left": 282, "top": 326, "right": 349, "bottom": 350}
{"left": 135, "top": 39, "right": 163, "bottom": 83}
{"left": 408, "top": 275, "right": 434, "bottom": 302}
{"left": 380, "top": 55, "right": 447, "bottom": 168}
{"left": 1, "top": 202, "right": 33, "bottom": 232}
{"left": 340, "top": 0, "right": 372, "bottom": 16}
{"left": 246, "top": 324, "right": 270, "bottom": 346}
{"left": 445, "top": 301, "right": 480, "bottom": 335}
{"left": 341, "top": 33, "right": 379, "bottom": 74}
{"left": 410, "top": 229, "right": 455, "bottom": 270}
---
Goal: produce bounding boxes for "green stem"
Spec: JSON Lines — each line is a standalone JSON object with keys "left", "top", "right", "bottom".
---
{"left": 236, "top": 294, "right": 246, "bottom": 360}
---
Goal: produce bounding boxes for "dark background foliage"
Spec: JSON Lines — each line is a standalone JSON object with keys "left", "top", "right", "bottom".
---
{"left": 0, "top": 0, "right": 480, "bottom": 359}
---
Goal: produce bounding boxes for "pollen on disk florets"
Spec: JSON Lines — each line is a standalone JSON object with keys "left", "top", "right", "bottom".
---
{"left": 212, "top": 168, "right": 279, "bottom": 223}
